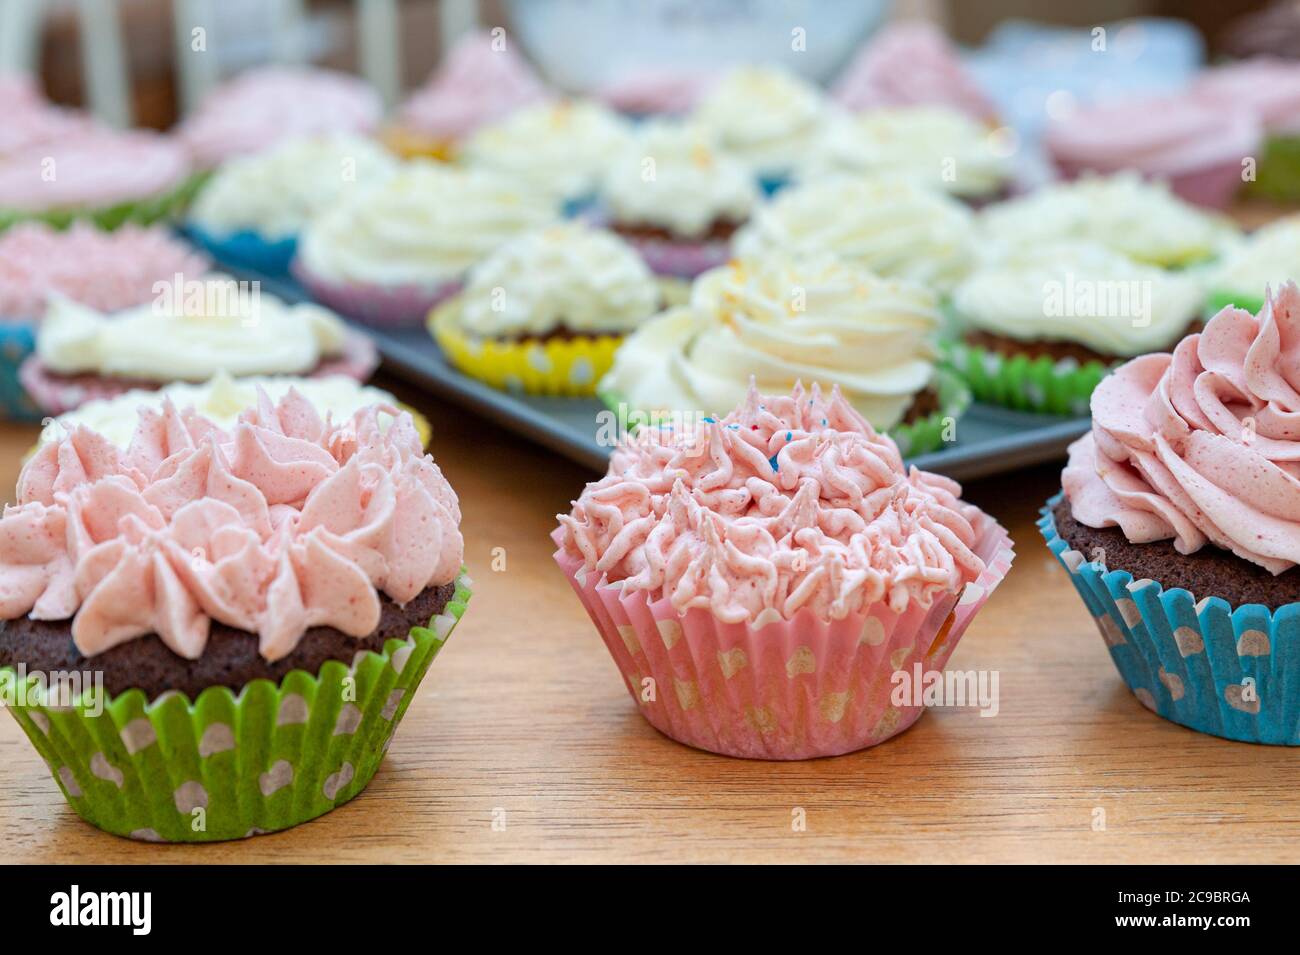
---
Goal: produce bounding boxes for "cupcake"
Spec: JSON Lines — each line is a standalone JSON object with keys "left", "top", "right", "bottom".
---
{"left": 734, "top": 175, "right": 978, "bottom": 293}
{"left": 0, "top": 130, "right": 198, "bottom": 231}
{"left": 42, "top": 371, "right": 433, "bottom": 451}
{"left": 797, "top": 106, "right": 1013, "bottom": 202}
{"left": 1194, "top": 59, "right": 1300, "bottom": 202}
{"left": 19, "top": 275, "right": 377, "bottom": 415}
{"left": 948, "top": 239, "right": 1208, "bottom": 415}
{"left": 177, "top": 66, "right": 382, "bottom": 169}
{"left": 598, "top": 121, "right": 759, "bottom": 278}
{"left": 460, "top": 99, "right": 632, "bottom": 208}
{"left": 0, "top": 222, "right": 208, "bottom": 420}
{"left": 431, "top": 222, "right": 670, "bottom": 396}
{"left": 0, "top": 386, "right": 469, "bottom": 840}
{"left": 1043, "top": 94, "right": 1260, "bottom": 209}
{"left": 554, "top": 382, "right": 1014, "bottom": 759}
{"left": 386, "top": 29, "right": 548, "bottom": 160}
{"left": 979, "top": 172, "right": 1238, "bottom": 269}
{"left": 1044, "top": 282, "right": 1300, "bottom": 744}
{"left": 0, "top": 72, "right": 97, "bottom": 155}
{"left": 597, "top": 67, "right": 717, "bottom": 118}
{"left": 831, "top": 22, "right": 1000, "bottom": 122}
{"left": 294, "top": 163, "right": 559, "bottom": 328}
{"left": 600, "top": 253, "right": 969, "bottom": 456}
{"left": 1206, "top": 215, "right": 1300, "bottom": 315}
{"left": 186, "top": 134, "right": 399, "bottom": 277}
{"left": 690, "top": 65, "right": 828, "bottom": 192}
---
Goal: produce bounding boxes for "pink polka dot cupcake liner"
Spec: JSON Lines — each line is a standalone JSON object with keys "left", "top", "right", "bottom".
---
{"left": 291, "top": 258, "right": 462, "bottom": 329}
{"left": 553, "top": 521, "right": 1014, "bottom": 760}
{"left": 17, "top": 329, "right": 379, "bottom": 417}
{"left": 0, "top": 571, "right": 470, "bottom": 842}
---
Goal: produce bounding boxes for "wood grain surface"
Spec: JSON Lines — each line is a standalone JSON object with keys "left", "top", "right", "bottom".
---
{"left": 2, "top": 374, "right": 1297, "bottom": 864}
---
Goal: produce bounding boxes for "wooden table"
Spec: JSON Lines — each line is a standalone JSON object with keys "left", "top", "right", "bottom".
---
{"left": 2, "top": 374, "right": 1298, "bottom": 865}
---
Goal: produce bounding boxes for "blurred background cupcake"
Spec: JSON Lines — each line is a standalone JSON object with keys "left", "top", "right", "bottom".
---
{"left": 176, "top": 66, "right": 382, "bottom": 169}
{"left": 979, "top": 172, "right": 1238, "bottom": 269}
{"left": 0, "top": 129, "right": 197, "bottom": 231}
{"left": 294, "top": 163, "right": 559, "bottom": 328}
{"left": 598, "top": 120, "right": 758, "bottom": 279}
{"left": 601, "top": 253, "right": 968, "bottom": 456}
{"left": 0, "top": 72, "right": 97, "bottom": 154}
{"left": 1206, "top": 215, "right": 1300, "bottom": 315}
{"left": 460, "top": 99, "right": 631, "bottom": 211}
{"left": 1194, "top": 59, "right": 1300, "bottom": 204}
{"left": 0, "top": 222, "right": 208, "bottom": 420}
{"left": 734, "top": 175, "right": 978, "bottom": 294}
{"left": 431, "top": 222, "right": 673, "bottom": 396}
{"left": 947, "top": 239, "right": 1207, "bottom": 415}
{"left": 20, "top": 275, "right": 376, "bottom": 415}
{"left": 690, "top": 65, "right": 828, "bottom": 194}
{"left": 555, "top": 383, "right": 1013, "bottom": 759}
{"left": 385, "top": 29, "right": 549, "bottom": 161}
{"left": 186, "top": 134, "right": 399, "bottom": 277}
{"left": 1045, "top": 284, "right": 1300, "bottom": 744}
{"left": 0, "top": 386, "right": 468, "bottom": 840}
{"left": 797, "top": 105, "right": 1014, "bottom": 204}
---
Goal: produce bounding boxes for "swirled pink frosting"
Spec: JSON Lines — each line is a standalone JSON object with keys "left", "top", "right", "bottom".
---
{"left": 831, "top": 22, "right": 999, "bottom": 121}
{"left": 178, "top": 67, "right": 382, "bottom": 168}
{"left": 0, "top": 73, "right": 98, "bottom": 155}
{"left": 557, "top": 384, "right": 989, "bottom": 624}
{"left": 0, "top": 222, "right": 209, "bottom": 319}
{"left": 1045, "top": 93, "right": 1260, "bottom": 178}
{"left": 1064, "top": 282, "right": 1300, "bottom": 574}
{"left": 0, "top": 131, "right": 190, "bottom": 212}
{"left": 0, "top": 389, "right": 463, "bottom": 660}
{"left": 398, "top": 30, "right": 548, "bottom": 140}
{"left": 1193, "top": 58, "right": 1300, "bottom": 135}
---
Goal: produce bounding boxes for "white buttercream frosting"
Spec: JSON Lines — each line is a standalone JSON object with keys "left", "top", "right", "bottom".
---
{"left": 1210, "top": 215, "right": 1300, "bottom": 300}
{"left": 691, "top": 66, "right": 828, "bottom": 177}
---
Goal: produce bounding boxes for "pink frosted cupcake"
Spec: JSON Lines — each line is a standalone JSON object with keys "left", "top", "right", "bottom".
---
{"left": 832, "top": 21, "right": 999, "bottom": 122}
{"left": 553, "top": 383, "right": 1014, "bottom": 760}
{"left": 598, "top": 67, "right": 717, "bottom": 118}
{"left": 0, "top": 130, "right": 195, "bottom": 229}
{"left": 0, "top": 222, "right": 208, "bottom": 419}
{"left": 0, "top": 72, "right": 97, "bottom": 155}
{"left": 1044, "top": 93, "right": 1261, "bottom": 209}
{"left": 1194, "top": 58, "right": 1300, "bottom": 201}
{"left": 177, "top": 66, "right": 382, "bottom": 169}
{"left": 386, "top": 29, "right": 548, "bottom": 160}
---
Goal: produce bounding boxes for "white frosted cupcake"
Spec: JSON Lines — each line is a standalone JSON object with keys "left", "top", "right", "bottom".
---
{"left": 691, "top": 65, "right": 828, "bottom": 188}
{"left": 1207, "top": 215, "right": 1300, "bottom": 315}
{"left": 20, "top": 276, "right": 377, "bottom": 415}
{"left": 734, "top": 175, "right": 978, "bottom": 293}
{"left": 948, "top": 239, "right": 1207, "bottom": 415}
{"left": 979, "top": 172, "right": 1238, "bottom": 269}
{"left": 798, "top": 106, "right": 1012, "bottom": 201}
{"left": 187, "top": 135, "right": 398, "bottom": 276}
{"left": 599, "top": 120, "right": 759, "bottom": 278}
{"left": 294, "top": 163, "right": 560, "bottom": 327}
{"left": 601, "top": 253, "right": 968, "bottom": 455}
{"left": 460, "top": 99, "right": 632, "bottom": 205}
{"left": 430, "top": 222, "right": 675, "bottom": 396}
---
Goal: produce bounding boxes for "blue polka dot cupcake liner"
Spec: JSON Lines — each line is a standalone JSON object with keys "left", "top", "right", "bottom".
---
{"left": 1041, "top": 495, "right": 1300, "bottom": 745}
{"left": 0, "top": 320, "right": 42, "bottom": 421}
{"left": 182, "top": 222, "right": 298, "bottom": 278}
{"left": 0, "top": 571, "right": 471, "bottom": 842}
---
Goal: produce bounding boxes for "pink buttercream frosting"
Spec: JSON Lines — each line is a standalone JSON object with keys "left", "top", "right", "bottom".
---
{"left": 1064, "top": 282, "right": 1300, "bottom": 575}
{"left": 0, "top": 222, "right": 209, "bottom": 319}
{"left": 178, "top": 67, "right": 382, "bottom": 168}
{"left": 832, "top": 22, "right": 999, "bottom": 121}
{"left": 398, "top": 30, "right": 548, "bottom": 140}
{"left": 0, "top": 389, "right": 463, "bottom": 660}
{"left": 1045, "top": 93, "right": 1261, "bottom": 178}
{"left": 0, "top": 130, "right": 190, "bottom": 212}
{"left": 557, "top": 384, "right": 989, "bottom": 624}
{"left": 0, "top": 73, "right": 98, "bottom": 155}
{"left": 1193, "top": 58, "right": 1300, "bottom": 135}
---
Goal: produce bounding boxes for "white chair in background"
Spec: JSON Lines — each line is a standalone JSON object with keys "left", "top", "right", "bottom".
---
{"left": 0, "top": 0, "right": 481, "bottom": 124}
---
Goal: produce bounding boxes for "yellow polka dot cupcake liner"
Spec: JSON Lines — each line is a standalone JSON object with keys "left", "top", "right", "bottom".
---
{"left": 0, "top": 570, "right": 471, "bottom": 842}
{"left": 430, "top": 299, "right": 622, "bottom": 397}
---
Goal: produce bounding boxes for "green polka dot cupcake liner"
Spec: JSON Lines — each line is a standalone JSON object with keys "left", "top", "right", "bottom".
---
{"left": 943, "top": 338, "right": 1108, "bottom": 417}
{"left": 0, "top": 570, "right": 471, "bottom": 842}
{"left": 0, "top": 172, "right": 208, "bottom": 234}
{"left": 598, "top": 368, "right": 971, "bottom": 459}
{"left": 1041, "top": 498, "right": 1300, "bottom": 745}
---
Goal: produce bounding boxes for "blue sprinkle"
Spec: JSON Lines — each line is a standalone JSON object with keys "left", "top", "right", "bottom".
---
{"left": 768, "top": 454, "right": 779, "bottom": 471}
{"left": 703, "top": 416, "right": 716, "bottom": 423}
{"left": 786, "top": 431, "right": 792, "bottom": 442}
